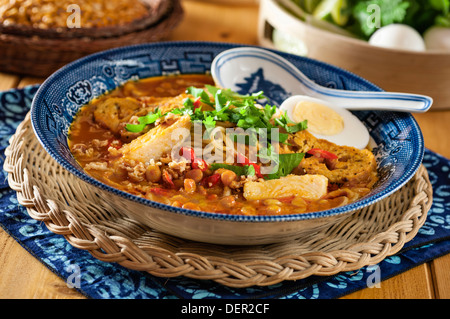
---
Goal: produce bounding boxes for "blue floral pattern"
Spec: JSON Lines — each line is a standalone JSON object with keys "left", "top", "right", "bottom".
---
{"left": 1, "top": 86, "right": 449, "bottom": 299}
{"left": 67, "top": 80, "right": 93, "bottom": 105}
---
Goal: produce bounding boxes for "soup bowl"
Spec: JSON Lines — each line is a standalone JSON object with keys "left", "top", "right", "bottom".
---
{"left": 31, "top": 41, "right": 424, "bottom": 245}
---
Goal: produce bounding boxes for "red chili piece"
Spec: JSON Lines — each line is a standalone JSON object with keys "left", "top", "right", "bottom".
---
{"left": 202, "top": 173, "right": 221, "bottom": 188}
{"left": 162, "top": 170, "right": 175, "bottom": 188}
{"left": 192, "top": 157, "right": 208, "bottom": 171}
{"left": 180, "top": 147, "right": 196, "bottom": 163}
{"left": 307, "top": 148, "right": 338, "bottom": 160}
{"left": 193, "top": 97, "right": 202, "bottom": 110}
{"left": 180, "top": 147, "right": 208, "bottom": 171}
{"left": 236, "top": 153, "right": 263, "bottom": 178}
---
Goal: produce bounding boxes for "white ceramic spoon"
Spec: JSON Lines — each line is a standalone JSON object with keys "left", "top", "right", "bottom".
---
{"left": 211, "top": 47, "right": 433, "bottom": 113}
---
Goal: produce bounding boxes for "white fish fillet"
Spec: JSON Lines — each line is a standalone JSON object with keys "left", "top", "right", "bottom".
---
{"left": 119, "top": 115, "right": 191, "bottom": 164}
{"left": 243, "top": 174, "right": 328, "bottom": 201}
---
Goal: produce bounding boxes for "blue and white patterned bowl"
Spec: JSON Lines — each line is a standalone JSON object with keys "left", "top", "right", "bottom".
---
{"left": 31, "top": 41, "right": 424, "bottom": 245}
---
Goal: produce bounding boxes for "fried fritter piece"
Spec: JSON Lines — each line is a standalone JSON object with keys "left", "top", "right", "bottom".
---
{"left": 290, "top": 130, "right": 378, "bottom": 187}
{"left": 93, "top": 97, "right": 142, "bottom": 133}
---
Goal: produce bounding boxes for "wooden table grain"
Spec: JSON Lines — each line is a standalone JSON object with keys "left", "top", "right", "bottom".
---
{"left": 0, "top": 0, "right": 449, "bottom": 299}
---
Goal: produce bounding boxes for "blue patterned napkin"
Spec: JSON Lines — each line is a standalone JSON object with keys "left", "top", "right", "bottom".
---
{"left": 1, "top": 86, "right": 449, "bottom": 299}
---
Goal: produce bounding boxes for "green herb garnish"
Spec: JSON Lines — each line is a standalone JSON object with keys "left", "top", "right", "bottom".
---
{"left": 125, "top": 85, "right": 307, "bottom": 139}
{"left": 125, "top": 108, "right": 162, "bottom": 133}
{"left": 274, "top": 111, "right": 308, "bottom": 134}
{"left": 209, "top": 163, "right": 256, "bottom": 176}
{"left": 265, "top": 152, "right": 305, "bottom": 180}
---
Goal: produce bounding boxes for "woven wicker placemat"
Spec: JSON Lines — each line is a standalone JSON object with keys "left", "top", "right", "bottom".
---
{"left": 4, "top": 113, "right": 433, "bottom": 288}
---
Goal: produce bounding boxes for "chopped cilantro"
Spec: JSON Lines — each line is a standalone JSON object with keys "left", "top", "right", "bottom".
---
{"left": 125, "top": 108, "right": 162, "bottom": 133}
{"left": 202, "top": 115, "right": 216, "bottom": 130}
{"left": 352, "top": 0, "right": 411, "bottom": 38}
{"left": 274, "top": 111, "right": 308, "bottom": 134}
{"left": 186, "top": 86, "right": 213, "bottom": 107}
{"left": 125, "top": 85, "right": 306, "bottom": 138}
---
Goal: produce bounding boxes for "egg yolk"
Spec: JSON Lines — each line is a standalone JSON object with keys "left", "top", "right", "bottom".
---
{"left": 292, "top": 101, "right": 344, "bottom": 136}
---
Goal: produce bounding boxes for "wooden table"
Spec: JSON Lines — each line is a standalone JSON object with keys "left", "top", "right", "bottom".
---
{"left": 0, "top": 0, "right": 449, "bottom": 299}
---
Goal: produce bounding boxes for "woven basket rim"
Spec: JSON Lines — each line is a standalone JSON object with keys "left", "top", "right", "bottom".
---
{"left": 0, "top": 0, "right": 183, "bottom": 77}
{"left": 0, "top": 0, "right": 182, "bottom": 46}
{"left": 3, "top": 113, "right": 433, "bottom": 288}
{"left": 0, "top": 0, "right": 173, "bottom": 39}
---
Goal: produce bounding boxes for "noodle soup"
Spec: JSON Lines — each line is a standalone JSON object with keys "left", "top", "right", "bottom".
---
{"left": 68, "top": 74, "right": 378, "bottom": 216}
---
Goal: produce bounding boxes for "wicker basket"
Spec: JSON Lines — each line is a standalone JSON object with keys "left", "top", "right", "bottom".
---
{"left": 0, "top": 0, "right": 183, "bottom": 77}
{"left": 0, "top": 0, "right": 172, "bottom": 39}
{"left": 3, "top": 113, "right": 433, "bottom": 288}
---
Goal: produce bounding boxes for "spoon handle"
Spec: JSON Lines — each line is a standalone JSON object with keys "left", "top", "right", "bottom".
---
{"left": 315, "top": 89, "right": 433, "bottom": 113}
{"left": 286, "top": 56, "right": 433, "bottom": 113}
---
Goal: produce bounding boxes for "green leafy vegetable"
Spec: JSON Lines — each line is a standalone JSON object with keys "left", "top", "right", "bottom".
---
{"left": 352, "top": 0, "right": 411, "bottom": 37}
{"left": 274, "top": 111, "right": 308, "bottom": 134}
{"left": 265, "top": 152, "right": 305, "bottom": 180}
{"left": 209, "top": 163, "right": 256, "bottom": 176}
{"left": 125, "top": 108, "right": 162, "bottom": 133}
{"left": 202, "top": 115, "right": 216, "bottom": 130}
{"left": 430, "top": 0, "right": 450, "bottom": 14}
{"left": 186, "top": 86, "right": 213, "bottom": 107}
{"left": 406, "top": 0, "right": 450, "bottom": 30}
{"left": 256, "top": 143, "right": 304, "bottom": 179}
{"left": 289, "top": 0, "right": 450, "bottom": 39}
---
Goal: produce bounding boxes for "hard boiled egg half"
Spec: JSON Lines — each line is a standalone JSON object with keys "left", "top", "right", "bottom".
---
{"left": 279, "top": 95, "right": 370, "bottom": 150}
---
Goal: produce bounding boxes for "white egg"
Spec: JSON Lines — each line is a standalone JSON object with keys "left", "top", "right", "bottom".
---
{"left": 279, "top": 95, "right": 370, "bottom": 150}
{"left": 369, "top": 24, "right": 426, "bottom": 52}
{"left": 424, "top": 26, "right": 450, "bottom": 51}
